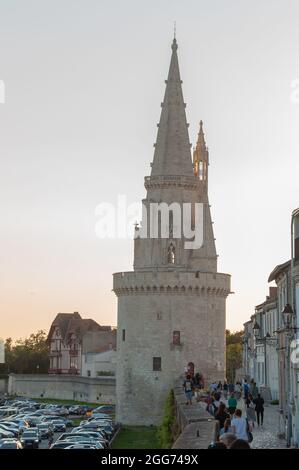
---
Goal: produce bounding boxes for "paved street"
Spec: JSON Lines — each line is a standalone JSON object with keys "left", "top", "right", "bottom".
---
{"left": 250, "top": 405, "right": 287, "bottom": 449}
{"left": 229, "top": 398, "right": 287, "bottom": 449}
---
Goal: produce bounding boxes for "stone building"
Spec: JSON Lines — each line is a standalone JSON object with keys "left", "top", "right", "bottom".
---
{"left": 243, "top": 208, "right": 299, "bottom": 446}
{"left": 81, "top": 329, "right": 117, "bottom": 378}
{"left": 113, "top": 38, "right": 231, "bottom": 425}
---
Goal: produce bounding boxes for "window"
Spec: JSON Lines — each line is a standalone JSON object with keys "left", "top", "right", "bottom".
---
{"left": 87, "top": 370, "right": 91, "bottom": 377}
{"left": 173, "top": 331, "right": 180, "bottom": 345}
{"left": 157, "top": 312, "right": 162, "bottom": 320}
{"left": 122, "top": 329, "right": 126, "bottom": 341}
{"left": 153, "top": 357, "right": 161, "bottom": 371}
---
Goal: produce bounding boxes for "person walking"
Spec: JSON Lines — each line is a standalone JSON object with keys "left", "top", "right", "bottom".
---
{"left": 215, "top": 403, "right": 230, "bottom": 431}
{"left": 231, "top": 409, "right": 252, "bottom": 442}
{"left": 243, "top": 380, "right": 249, "bottom": 401}
{"left": 245, "top": 394, "right": 256, "bottom": 428}
{"left": 183, "top": 374, "right": 194, "bottom": 405}
{"left": 235, "top": 382, "right": 241, "bottom": 400}
{"left": 48, "top": 434, "right": 54, "bottom": 449}
{"left": 223, "top": 380, "right": 228, "bottom": 400}
{"left": 251, "top": 382, "right": 259, "bottom": 400}
{"left": 228, "top": 393, "right": 237, "bottom": 415}
{"left": 254, "top": 393, "right": 265, "bottom": 426}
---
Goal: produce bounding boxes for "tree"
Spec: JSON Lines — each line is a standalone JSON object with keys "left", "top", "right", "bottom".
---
{"left": 4, "top": 330, "right": 49, "bottom": 374}
{"left": 226, "top": 330, "right": 243, "bottom": 383}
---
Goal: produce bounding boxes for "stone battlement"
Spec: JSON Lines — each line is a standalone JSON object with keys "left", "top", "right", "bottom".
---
{"left": 113, "top": 270, "right": 231, "bottom": 297}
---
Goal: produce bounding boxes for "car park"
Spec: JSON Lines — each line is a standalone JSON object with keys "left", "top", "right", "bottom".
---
{"left": 0, "top": 398, "right": 115, "bottom": 449}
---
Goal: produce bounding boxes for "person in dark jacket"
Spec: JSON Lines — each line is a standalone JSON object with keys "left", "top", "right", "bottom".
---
{"left": 215, "top": 402, "right": 230, "bottom": 431}
{"left": 254, "top": 393, "right": 264, "bottom": 426}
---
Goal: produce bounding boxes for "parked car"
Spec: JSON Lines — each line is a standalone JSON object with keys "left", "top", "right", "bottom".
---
{"left": 51, "top": 420, "right": 66, "bottom": 432}
{"left": 0, "top": 429, "right": 15, "bottom": 439}
{"left": 20, "top": 430, "right": 40, "bottom": 449}
{"left": 0, "top": 438, "right": 23, "bottom": 449}
{"left": 92, "top": 405, "right": 114, "bottom": 414}
{"left": 64, "top": 444, "right": 98, "bottom": 449}
{"left": 0, "top": 423, "right": 19, "bottom": 437}
{"left": 36, "top": 423, "right": 53, "bottom": 439}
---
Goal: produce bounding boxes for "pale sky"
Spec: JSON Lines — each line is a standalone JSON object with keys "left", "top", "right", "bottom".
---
{"left": 0, "top": 0, "right": 298, "bottom": 339}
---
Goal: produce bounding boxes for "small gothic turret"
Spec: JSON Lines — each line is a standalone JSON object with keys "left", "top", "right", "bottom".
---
{"left": 193, "top": 120, "right": 209, "bottom": 193}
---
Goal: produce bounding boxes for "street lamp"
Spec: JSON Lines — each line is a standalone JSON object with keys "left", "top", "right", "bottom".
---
{"left": 253, "top": 322, "right": 260, "bottom": 338}
{"left": 282, "top": 303, "right": 294, "bottom": 331}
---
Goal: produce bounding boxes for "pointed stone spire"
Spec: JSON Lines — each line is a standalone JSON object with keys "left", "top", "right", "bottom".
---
{"left": 151, "top": 38, "right": 194, "bottom": 177}
{"left": 193, "top": 120, "right": 209, "bottom": 192}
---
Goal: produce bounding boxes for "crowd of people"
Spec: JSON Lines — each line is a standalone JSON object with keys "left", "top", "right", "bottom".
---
{"left": 183, "top": 375, "right": 265, "bottom": 449}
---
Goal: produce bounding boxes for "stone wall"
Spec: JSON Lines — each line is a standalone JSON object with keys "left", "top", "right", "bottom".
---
{"left": 8, "top": 374, "right": 116, "bottom": 404}
{"left": 172, "top": 383, "right": 217, "bottom": 449}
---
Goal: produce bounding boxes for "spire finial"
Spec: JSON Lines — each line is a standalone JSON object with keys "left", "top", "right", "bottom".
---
{"left": 172, "top": 22, "right": 178, "bottom": 51}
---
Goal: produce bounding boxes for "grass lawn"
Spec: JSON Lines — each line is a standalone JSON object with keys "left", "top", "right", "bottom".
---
{"left": 33, "top": 397, "right": 103, "bottom": 407}
{"left": 112, "top": 426, "right": 161, "bottom": 449}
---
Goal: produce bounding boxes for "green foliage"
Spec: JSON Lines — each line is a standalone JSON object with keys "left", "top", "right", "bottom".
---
{"left": 112, "top": 426, "right": 160, "bottom": 449}
{"left": 34, "top": 398, "right": 101, "bottom": 406}
{"left": 226, "top": 330, "right": 243, "bottom": 383}
{"left": 4, "top": 330, "right": 49, "bottom": 374}
{"left": 157, "top": 389, "right": 175, "bottom": 449}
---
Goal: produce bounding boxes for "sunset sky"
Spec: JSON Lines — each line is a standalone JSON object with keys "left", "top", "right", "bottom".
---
{"left": 0, "top": 0, "right": 298, "bottom": 340}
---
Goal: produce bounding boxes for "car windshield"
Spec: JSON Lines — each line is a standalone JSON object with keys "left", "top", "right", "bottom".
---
{"left": 23, "top": 431, "right": 37, "bottom": 436}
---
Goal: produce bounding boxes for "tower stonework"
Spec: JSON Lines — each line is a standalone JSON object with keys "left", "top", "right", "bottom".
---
{"left": 113, "top": 38, "right": 231, "bottom": 425}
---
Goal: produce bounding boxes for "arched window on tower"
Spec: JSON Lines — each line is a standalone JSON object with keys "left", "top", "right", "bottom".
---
{"left": 167, "top": 244, "right": 175, "bottom": 264}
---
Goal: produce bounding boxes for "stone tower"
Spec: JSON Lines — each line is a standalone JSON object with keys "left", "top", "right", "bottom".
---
{"left": 113, "top": 38, "right": 231, "bottom": 425}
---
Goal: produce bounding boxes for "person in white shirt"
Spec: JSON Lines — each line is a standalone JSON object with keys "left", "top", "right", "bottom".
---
{"left": 231, "top": 409, "right": 252, "bottom": 441}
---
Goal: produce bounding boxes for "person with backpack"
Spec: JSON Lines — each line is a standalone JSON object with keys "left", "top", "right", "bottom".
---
{"left": 183, "top": 375, "right": 193, "bottom": 405}
{"left": 254, "top": 393, "right": 265, "bottom": 426}
{"left": 243, "top": 380, "right": 249, "bottom": 401}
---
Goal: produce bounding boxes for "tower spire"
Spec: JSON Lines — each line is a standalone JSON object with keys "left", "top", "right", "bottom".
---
{"left": 193, "top": 120, "right": 209, "bottom": 191}
{"left": 150, "top": 38, "right": 193, "bottom": 177}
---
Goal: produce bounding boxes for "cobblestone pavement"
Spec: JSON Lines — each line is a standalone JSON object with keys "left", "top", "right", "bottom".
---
{"left": 235, "top": 399, "right": 287, "bottom": 449}
{"left": 250, "top": 405, "right": 287, "bottom": 449}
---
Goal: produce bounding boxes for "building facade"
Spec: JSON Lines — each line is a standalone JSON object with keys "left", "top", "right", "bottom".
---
{"left": 47, "top": 312, "right": 115, "bottom": 376}
{"left": 113, "top": 38, "right": 231, "bottom": 425}
{"left": 243, "top": 208, "right": 299, "bottom": 446}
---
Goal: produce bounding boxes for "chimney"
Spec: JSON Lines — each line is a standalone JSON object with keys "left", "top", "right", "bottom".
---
{"left": 269, "top": 287, "right": 277, "bottom": 300}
